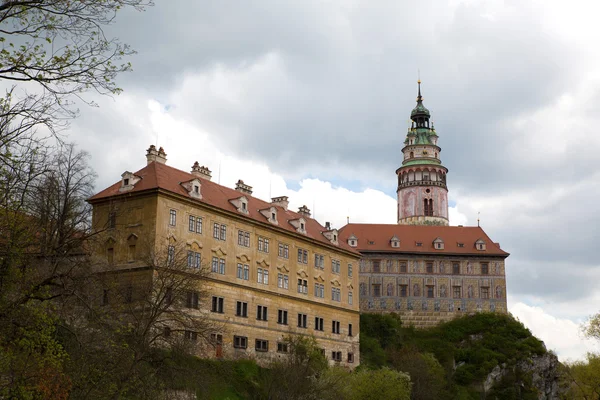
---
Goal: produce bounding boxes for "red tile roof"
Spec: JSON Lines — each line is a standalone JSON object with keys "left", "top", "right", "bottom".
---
{"left": 339, "top": 223, "right": 509, "bottom": 257}
{"left": 88, "top": 162, "right": 359, "bottom": 255}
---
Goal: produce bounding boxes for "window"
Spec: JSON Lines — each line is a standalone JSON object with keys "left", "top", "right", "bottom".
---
{"left": 331, "top": 259, "right": 340, "bottom": 274}
{"left": 297, "top": 248, "right": 308, "bottom": 264}
{"left": 400, "top": 262, "right": 407, "bottom": 273}
{"left": 348, "top": 263, "right": 353, "bottom": 277}
{"left": 278, "top": 273, "right": 289, "bottom": 289}
{"left": 372, "top": 284, "right": 381, "bottom": 297}
{"left": 186, "top": 291, "right": 199, "bottom": 309}
{"left": 234, "top": 335, "right": 248, "bottom": 349}
{"left": 258, "top": 237, "right": 270, "bottom": 253}
{"left": 213, "top": 223, "right": 227, "bottom": 240}
{"left": 348, "top": 323, "right": 353, "bottom": 336}
{"left": 167, "top": 245, "right": 175, "bottom": 265}
{"left": 372, "top": 260, "right": 381, "bottom": 273}
{"left": 278, "top": 243, "right": 289, "bottom": 259}
{"left": 102, "top": 289, "right": 109, "bottom": 306}
{"left": 211, "top": 296, "right": 224, "bottom": 313}
{"left": 107, "top": 247, "right": 114, "bottom": 264}
{"left": 416, "top": 242, "right": 423, "bottom": 247}
{"left": 236, "top": 301, "right": 248, "bottom": 317}
{"left": 255, "top": 339, "right": 269, "bottom": 352}
{"left": 435, "top": 242, "right": 444, "bottom": 249}
{"left": 481, "top": 287, "right": 490, "bottom": 299}
{"left": 278, "top": 309, "right": 288, "bottom": 325}
{"left": 332, "top": 320, "right": 341, "bottom": 334}
{"left": 427, "top": 285, "right": 435, "bottom": 298}
{"left": 348, "top": 291, "right": 353, "bottom": 305}
{"left": 297, "top": 313, "right": 308, "bottom": 328}
{"left": 426, "top": 262, "right": 433, "bottom": 273}
{"left": 481, "top": 263, "right": 489, "bottom": 275}
{"left": 237, "top": 230, "right": 250, "bottom": 247}
{"left": 187, "top": 251, "right": 201, "bottom": 268}
{"left": 315, "top": 317, "right": 324, "bottom": 331}
{"left": 184, "top": 330, "right": 198, "bottom": 341}
{"left": 348, "top": 353, "right": 354, "bottom": 363}
{"left": 314, "top": 283, "right": 324, "bottom": 298}
{"left": 169, "top": 209, "right": 177, "bottom": 226}
{"left": 453, "top": 286, "right": 462, "bottom": 299}
{"left": 165, "top": 287, "right": 173, "bottom": 306}
{"left": 277, "top": 342, "right": 288, "bottom": 353}
{"left": 297, "top": 279, "right": 308, "bottom": 294}
{"left": 237, "top": 263, "right": 250, "bottom": 280}
{"left": 457, "top": 242, "right": 465, "bottom": 248}
{"left": 125, "top": 285, "right": 133, "bottom": 303}
{"left": 257, "top": 268, "right": 269, "bottom": 285}
{"left": 424, "top": 199, "right": 434, "bottom": 216}
{"left": 108, "top": 212, "right": 116, "bottom": 229}
{"left": 331, "top": 287, "right": 341, "bottom": 302}
{"left": 188, "top": 215, "right": 202, "bottom": 233}
{"left": 314, "top": 254, "right": 325, "bottom": 269}
{"left": 256, "top": 305, "right": 268, "bottom": 321}
{"left": 452, "top": 263, "right": 460, "bottom": 275}
{"left": 400, "top": 285, "right": 408, "bottom": 297}
{"left": 331, "top": 351, "right": 342, "bottom": 362}
{"left": 212, "top": 257, "right": 225, "bottom": 274}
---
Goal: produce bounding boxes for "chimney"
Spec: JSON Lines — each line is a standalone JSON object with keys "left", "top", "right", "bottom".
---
{"left": 146, "top": 145, "right": 167, "bottom": 165}
{"left": 235, "top": 179, "right": 253, "bottom": 195}
{"left": 271, "top": 196, "right": 289, "bottom": 211}
{"left": 191, "top": 161, "right": 212, "bottom": 181}
{"left": 325, "top": 221, "right": 331, "bottom": 230}
{"left": 298, "top": 205, "right": 311, "bottom": 218}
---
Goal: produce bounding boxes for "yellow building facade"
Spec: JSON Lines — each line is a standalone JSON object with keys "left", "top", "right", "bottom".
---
{"left": 88, "top": 146, "right": 361, "bottom": 367}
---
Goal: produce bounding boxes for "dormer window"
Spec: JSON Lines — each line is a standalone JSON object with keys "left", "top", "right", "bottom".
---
{"left": 347, "top": 235, "right": 358, "bottom": 247}
{"left": 390, "top": 235, "right": 400, "bottom": 248}
{"left": 323, "top": 228, "right": 338, "bottom": 245}
{"left": 119, "top": 171, "right": 141, "bottom": 192}
{"left": 259, "top": 207, "right": 278, "bottom": 225}
{"left": 289, "top": 217, "right": 307, "bottom": 234}
{"left": 415, "top": 242, "right": 423, "bottom": 247}
{"left": 433, "top": 237, "right": 444, "bottom": 250}
{"left": 475, "top": 239, "right": 486, "bottom": 251}
{"left": 457, "top": 243, "right": 464, "bottom": 248}
{"left": 181, "top": 178, "right": 202, "bottom": 199}
{"left": 229, "top": 196, "right": 249, "bottom": 214}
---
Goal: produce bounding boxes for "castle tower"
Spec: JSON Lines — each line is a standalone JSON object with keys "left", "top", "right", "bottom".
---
{"left": 396, "top": 81, "right": 449, "bottom": 225}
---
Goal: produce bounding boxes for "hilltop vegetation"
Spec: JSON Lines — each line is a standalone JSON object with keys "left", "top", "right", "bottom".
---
{"left": 360, "top": 312, "right": 555, "bottom": 399}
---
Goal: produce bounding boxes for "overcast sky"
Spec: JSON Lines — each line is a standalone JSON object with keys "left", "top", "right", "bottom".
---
{"left": 68, "top": 0, "right": 600, "bottom": 361}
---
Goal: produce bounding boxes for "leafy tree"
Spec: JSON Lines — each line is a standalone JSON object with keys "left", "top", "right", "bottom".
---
{"left": 345, "top": 367, "right": 411, "bottom": 400}
{"left": 561, "top": 353, "right": 600, "bottom": 400}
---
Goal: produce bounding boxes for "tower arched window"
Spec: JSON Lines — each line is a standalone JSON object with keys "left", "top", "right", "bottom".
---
{"left": 424, "top": 199, "right": 434, "bottom": 216}
{"left": 410, "top": 151, "right": 414, "bottom": 158}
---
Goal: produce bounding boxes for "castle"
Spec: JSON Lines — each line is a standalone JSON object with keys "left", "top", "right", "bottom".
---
{"left": 339, "top": 81, "right": 509, "bottom": 327}
{"left": 87, "top": 81, "right": 508, "bottom": 366}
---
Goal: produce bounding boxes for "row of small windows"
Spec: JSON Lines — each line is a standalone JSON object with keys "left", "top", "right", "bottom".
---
{"left": 367, "top": 260, "right": 497, "bottom": 275}
{"left": 230, "top": 335, "right": 354, "bottom": 362}
{"left": 168, "top": 209, "right": 351, "bottom": 275}
{"left": 362, "top": 283, "right": 504, "bottom": 299}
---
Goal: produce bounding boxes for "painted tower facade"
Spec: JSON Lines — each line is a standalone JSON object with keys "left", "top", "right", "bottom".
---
{"left": 397, "top": 81, "right": 449, "bottom": 226}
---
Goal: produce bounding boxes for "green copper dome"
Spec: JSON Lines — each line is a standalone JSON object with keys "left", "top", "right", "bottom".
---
{"left": 411, "top": 102, "right": 430, "bottom": 117}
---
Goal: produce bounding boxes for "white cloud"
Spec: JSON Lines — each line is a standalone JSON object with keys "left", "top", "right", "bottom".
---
{"left": 510, "top": 302, "right": 599, "bottom": 362}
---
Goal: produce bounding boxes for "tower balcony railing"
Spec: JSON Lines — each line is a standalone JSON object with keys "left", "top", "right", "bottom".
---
{"left": 397, "top": 180, "right": 447, "bottom": 190}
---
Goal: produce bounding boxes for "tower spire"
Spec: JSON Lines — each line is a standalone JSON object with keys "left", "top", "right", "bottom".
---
{"left": 417, "top": 79, "right": 422, "bottom": 103}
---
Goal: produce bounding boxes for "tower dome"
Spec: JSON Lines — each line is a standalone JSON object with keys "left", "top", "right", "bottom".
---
{"left": 396, "top": 80, "right": 449, "bottom": 226}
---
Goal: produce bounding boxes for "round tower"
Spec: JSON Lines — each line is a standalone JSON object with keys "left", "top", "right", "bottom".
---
{"left": 396, "top": 81, "right": 449, "bottom": 226}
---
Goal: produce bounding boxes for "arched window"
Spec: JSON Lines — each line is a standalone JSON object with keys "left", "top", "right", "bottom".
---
{"left": 424, "top": 199, "right": 434, "bottom": 216}
{"left": 409, "top": 151, "right": 414, "bottom": 158}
